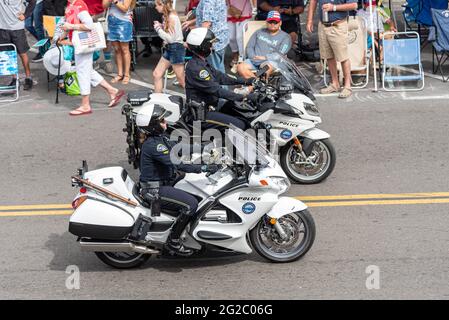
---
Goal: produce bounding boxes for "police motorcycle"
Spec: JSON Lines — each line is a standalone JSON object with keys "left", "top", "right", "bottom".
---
{"left": 122, "top": 53, "right": 335, "bottom": 184}
{"left": 69, "top": 124, "right": 315, "bottom": 269}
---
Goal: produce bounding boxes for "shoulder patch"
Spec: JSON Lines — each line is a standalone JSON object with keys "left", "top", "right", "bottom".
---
{"left": 156, "top": 144, "right": 169, "bottom": 154}
{"left": 199, "top": 69, "right": 210, "bottom": 80}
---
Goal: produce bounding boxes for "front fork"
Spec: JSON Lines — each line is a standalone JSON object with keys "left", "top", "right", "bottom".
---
{"left": 291, "top": 136, "right": 317, "bottom": 161}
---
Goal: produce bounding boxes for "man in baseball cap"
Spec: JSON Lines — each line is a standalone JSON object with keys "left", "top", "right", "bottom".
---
{"left": 237, "top": 10, "right": 291, "bottom": 83}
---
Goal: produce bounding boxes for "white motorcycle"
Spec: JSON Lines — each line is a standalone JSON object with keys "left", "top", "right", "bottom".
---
{"left": 122, "top": 54, "right": 335, "bottom": 184}
{"left": 69, "top": 126, "right": 315, "bottom": 269}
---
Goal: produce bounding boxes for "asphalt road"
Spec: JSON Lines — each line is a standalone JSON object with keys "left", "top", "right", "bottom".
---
{"left": 1, "top": 33, "right": 449, "bottom": 299}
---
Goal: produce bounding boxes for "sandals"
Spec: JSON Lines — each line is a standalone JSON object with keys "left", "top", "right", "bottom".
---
{"left": 338, "top": 87, "right": 353, "bottom": 99}
{"left": 122, "top": 75, "right": 131, "bottom": 85}
{"left": 69, "top": 107, "right": 92, "bottom": 116}
{"left": 320, "top": 84, "right": 340, "bottom": 94}
{"left": 111, "top": 74, "right": 124, "bottom": 84}
{"left": 108, "top": 89, "right": 125, "bottom": 108}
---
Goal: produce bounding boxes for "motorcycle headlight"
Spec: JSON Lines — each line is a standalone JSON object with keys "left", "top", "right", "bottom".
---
{"left": 304, "top": 102, "right": 320, "bottom": 117}
{"left": 270, "top": 176, "right": 291, "bottom": 194}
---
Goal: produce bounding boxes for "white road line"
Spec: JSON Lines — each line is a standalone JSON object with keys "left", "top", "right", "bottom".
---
{"left": 101, "top": 72, "right": 186, "bottom": 98}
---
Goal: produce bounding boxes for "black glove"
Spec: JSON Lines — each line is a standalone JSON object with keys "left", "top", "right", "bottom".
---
{"left": 245, "top": 77, "right": 257, "bottom": 86}
{"left": 201, "top": 164, "right": 221, "bottom": 174}
{"left": 246, "top": 92, "right": 260, "bottom": 104}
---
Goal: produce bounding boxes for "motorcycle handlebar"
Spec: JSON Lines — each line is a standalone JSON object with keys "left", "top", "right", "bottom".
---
{"left": 255, "top": 64, "right": 270, "bottom": 78}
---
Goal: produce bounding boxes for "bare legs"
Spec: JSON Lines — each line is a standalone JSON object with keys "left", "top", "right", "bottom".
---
{"left": 153, "top": 57, "right": 185, "bottom": 93}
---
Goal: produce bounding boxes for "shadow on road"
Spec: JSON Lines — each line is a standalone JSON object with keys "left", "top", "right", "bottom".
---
{"left": 45, "top": 232, "right": 266, "bottom": 273}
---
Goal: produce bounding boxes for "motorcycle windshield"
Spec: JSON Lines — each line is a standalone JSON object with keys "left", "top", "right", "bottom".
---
{"left": 226, "top": 125, "right": 271, "bottom": 167}
{"left": 266, "top": 52, "right": 313, "bottom": 94}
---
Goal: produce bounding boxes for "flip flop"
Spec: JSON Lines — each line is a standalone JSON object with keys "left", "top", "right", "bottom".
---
{"left": 108, "top": 89, "right": 125, "bottom": 108}
{"left": 69, "top": 107, "right": 92, "bottom": 116}
{"left": 320, "top": 84, "right": 340, "bottom": 94}
{"left": 338, "top": 87, "right": 353, "bottom": 99}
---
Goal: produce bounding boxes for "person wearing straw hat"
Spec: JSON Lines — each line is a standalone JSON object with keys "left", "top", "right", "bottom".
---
{"left": 59, "top": 0, "right": 125, "bottom": 116}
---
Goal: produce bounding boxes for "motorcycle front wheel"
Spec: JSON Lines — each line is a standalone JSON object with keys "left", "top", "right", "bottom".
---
{"left": 280, "top": 138, "right": 336, "bottom": 184}
{"left": 95, "top": 252, "right": 151, "bottom": 269}
{"left": 249, "top": 210, "right": 315, "bottom": 263}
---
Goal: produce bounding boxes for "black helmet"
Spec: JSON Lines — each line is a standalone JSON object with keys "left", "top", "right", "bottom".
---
{"left": 136, "top": 104, "right": 172, "bottom": 136}
{"left": 186, "top": 27, "right": 217, "bottom": 57}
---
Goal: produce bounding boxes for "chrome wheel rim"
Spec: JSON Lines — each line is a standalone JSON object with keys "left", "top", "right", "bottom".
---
{"left": 287, "top": 140, "right": 331, "bottom": 181}
{"left": 256, "top": 212, "right": 308, "bottom": 259}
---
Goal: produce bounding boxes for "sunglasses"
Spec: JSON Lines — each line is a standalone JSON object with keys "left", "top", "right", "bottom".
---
{"left": 267, "top": 20, "right": 280, "bottom": 25}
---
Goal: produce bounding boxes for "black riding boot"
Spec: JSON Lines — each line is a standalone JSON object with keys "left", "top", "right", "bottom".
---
{"left": 166, "top": 214, "right": 193, "bottom": 256}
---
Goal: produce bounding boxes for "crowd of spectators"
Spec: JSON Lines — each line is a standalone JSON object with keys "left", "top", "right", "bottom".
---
{"left": 1, "top": 0, "right": 399, "bottom": 107}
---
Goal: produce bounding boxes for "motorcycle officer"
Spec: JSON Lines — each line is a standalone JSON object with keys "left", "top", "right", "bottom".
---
{"left": 136, "top": 104, "right": 220, "bottom": 256}
{"left": 185, "top": 27, "right": 259, "bottom": 130}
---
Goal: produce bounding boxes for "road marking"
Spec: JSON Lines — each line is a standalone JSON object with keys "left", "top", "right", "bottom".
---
{"left": 1, "top": 191, "right": 449, "bottom": 217}
{"left": 0, "top": 210, "right": 73, "bottom": 217}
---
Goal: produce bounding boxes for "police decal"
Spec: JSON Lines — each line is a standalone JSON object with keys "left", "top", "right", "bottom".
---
{"left": 199, "top": 69, "right": 210, "bottom": 80}
{"left": 280, "top": 129, "right": 293, "bottom": 140}
{"left": 157, "top": 144, "right": 169, "bottom": 154}
{"left": 242, "top": 202, "right": 256, "bottom": 214}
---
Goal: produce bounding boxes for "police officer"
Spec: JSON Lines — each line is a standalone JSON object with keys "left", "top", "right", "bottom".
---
{"left": 137, "top": 104, "right": 220, "bottom": 256}
{"left": 185, "top": 27, "right": 259, "bottom": 130}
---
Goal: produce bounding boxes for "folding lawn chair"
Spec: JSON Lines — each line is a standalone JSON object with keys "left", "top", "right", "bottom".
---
{"left": 0, "top": 44, "right": 19, "bottom": 102}
{"left": 381, "top": 31, "right": 424, "bottom": 91}
{"left": 402, "top": 0, "right": 421, "bottom": 31}
{"left": 429, "top": 8, "right": 449, "bottom": 82}
{"left": 323, "top": 16, "right": 370, "bottom": 89}
{"left": 131, "top": 1, "right": 162, "bottom": 71}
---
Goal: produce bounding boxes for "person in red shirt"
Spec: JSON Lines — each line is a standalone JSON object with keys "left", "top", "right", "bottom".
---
{"left": 61, "top": 0, "right": 125, "bottom": 115}
{"left": 84, "top": 0, "right": 105, "bottom": 15}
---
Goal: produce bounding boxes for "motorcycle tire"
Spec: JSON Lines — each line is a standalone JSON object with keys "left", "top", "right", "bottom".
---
{"left": 250, "top": 209, "right": 315, "bottom": 263}
{"left": 95, "top": 251, "right": 151, "bottom": 269}
{"left": 280, "top": 138, "right": 336, "bottom": 184}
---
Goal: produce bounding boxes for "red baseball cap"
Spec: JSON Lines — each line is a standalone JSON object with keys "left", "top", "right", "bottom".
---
{"left": 266, "top": 10, "right": 281, "bottom": 22}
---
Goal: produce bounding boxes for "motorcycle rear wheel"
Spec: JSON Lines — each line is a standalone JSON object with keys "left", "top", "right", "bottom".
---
{"left": 95, "top": 251, "right": 151, "bottom": 269}
{"left": 250, "top": 210, "right": 315, "bottom": 263}
{"left": 280, "top": 138, "right": 336, "bottom": 184}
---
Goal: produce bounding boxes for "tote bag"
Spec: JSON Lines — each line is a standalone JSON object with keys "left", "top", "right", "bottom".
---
{"left": 72, "top": 22, "right": 106, "bottom": 55}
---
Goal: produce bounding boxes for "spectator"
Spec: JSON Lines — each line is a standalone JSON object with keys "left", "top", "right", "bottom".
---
{"left": 102, "top": 0, "right": 135, "bottom": 84}
{"left": 227, "top": 0, "right": 256, "bottom": 73}
{"left": 357, "top": 0, "right": 396, "bottom": 64}
{"left": 258, "top": 0, "right": 304, "bottom": 47}
{"left": 85, "top": 0, "right": 113, "bottom": 73}
{"left": 0, "top": 0, "right": 36, "bottom": 90}
{"left": 152, "top": 0, "right": 185, "bottom": 93}
{"left": 237, "top": 11, "right": 291, "bottom": 80}
{"left": 61, "top": 0, "right": 124, "bottom": 115}
{"left": 25, "top": 0, "right": 46, "bottom": 62}
{"left": 183, "top": 0, "right": 230, "bottom": 73}
{"left": 43, "top": 0, "right": 67, "bottom": 16}
{"left": 306, "top": 0, "right": 358, "bottom": 99}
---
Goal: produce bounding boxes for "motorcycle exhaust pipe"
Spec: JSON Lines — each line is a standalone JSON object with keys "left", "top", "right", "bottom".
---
{"left": 79, "top": 240, "right": 159, "bottom": 254}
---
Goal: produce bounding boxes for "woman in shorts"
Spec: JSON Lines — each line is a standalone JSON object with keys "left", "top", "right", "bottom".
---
{"left": 152, "top": 0, "right": 186, "bottom": 93}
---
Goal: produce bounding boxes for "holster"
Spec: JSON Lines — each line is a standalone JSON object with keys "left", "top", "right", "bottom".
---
{"left": 140, "top": 181, "right": 161, "bottom": 217}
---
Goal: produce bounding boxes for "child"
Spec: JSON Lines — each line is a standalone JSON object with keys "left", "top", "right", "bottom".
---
{"left": 152, "top": 0, "right": 185, "bottom": 93}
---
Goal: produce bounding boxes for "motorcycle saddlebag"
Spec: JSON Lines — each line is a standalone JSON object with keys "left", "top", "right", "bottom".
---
{"left": 69, "top": 222, "right": 133, "bottom": 240}
{"left": 69, "top": 198, "right": 135, "bottom": 240}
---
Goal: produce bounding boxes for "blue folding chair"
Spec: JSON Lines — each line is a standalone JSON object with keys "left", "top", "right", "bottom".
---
{"left": 430, "top": 8, "right": 449, "bottom": 82}
{"left": 382, "top": 32, "right": 424, "bottom": 91}
{"left": 402, "top": 0, "right": 422, "bottom": 31}
{"left": 417, "top": 0, "right": 447, "bottom": 26}
{"left": 0, "top": 43, "right": 19, "bottom": 102}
